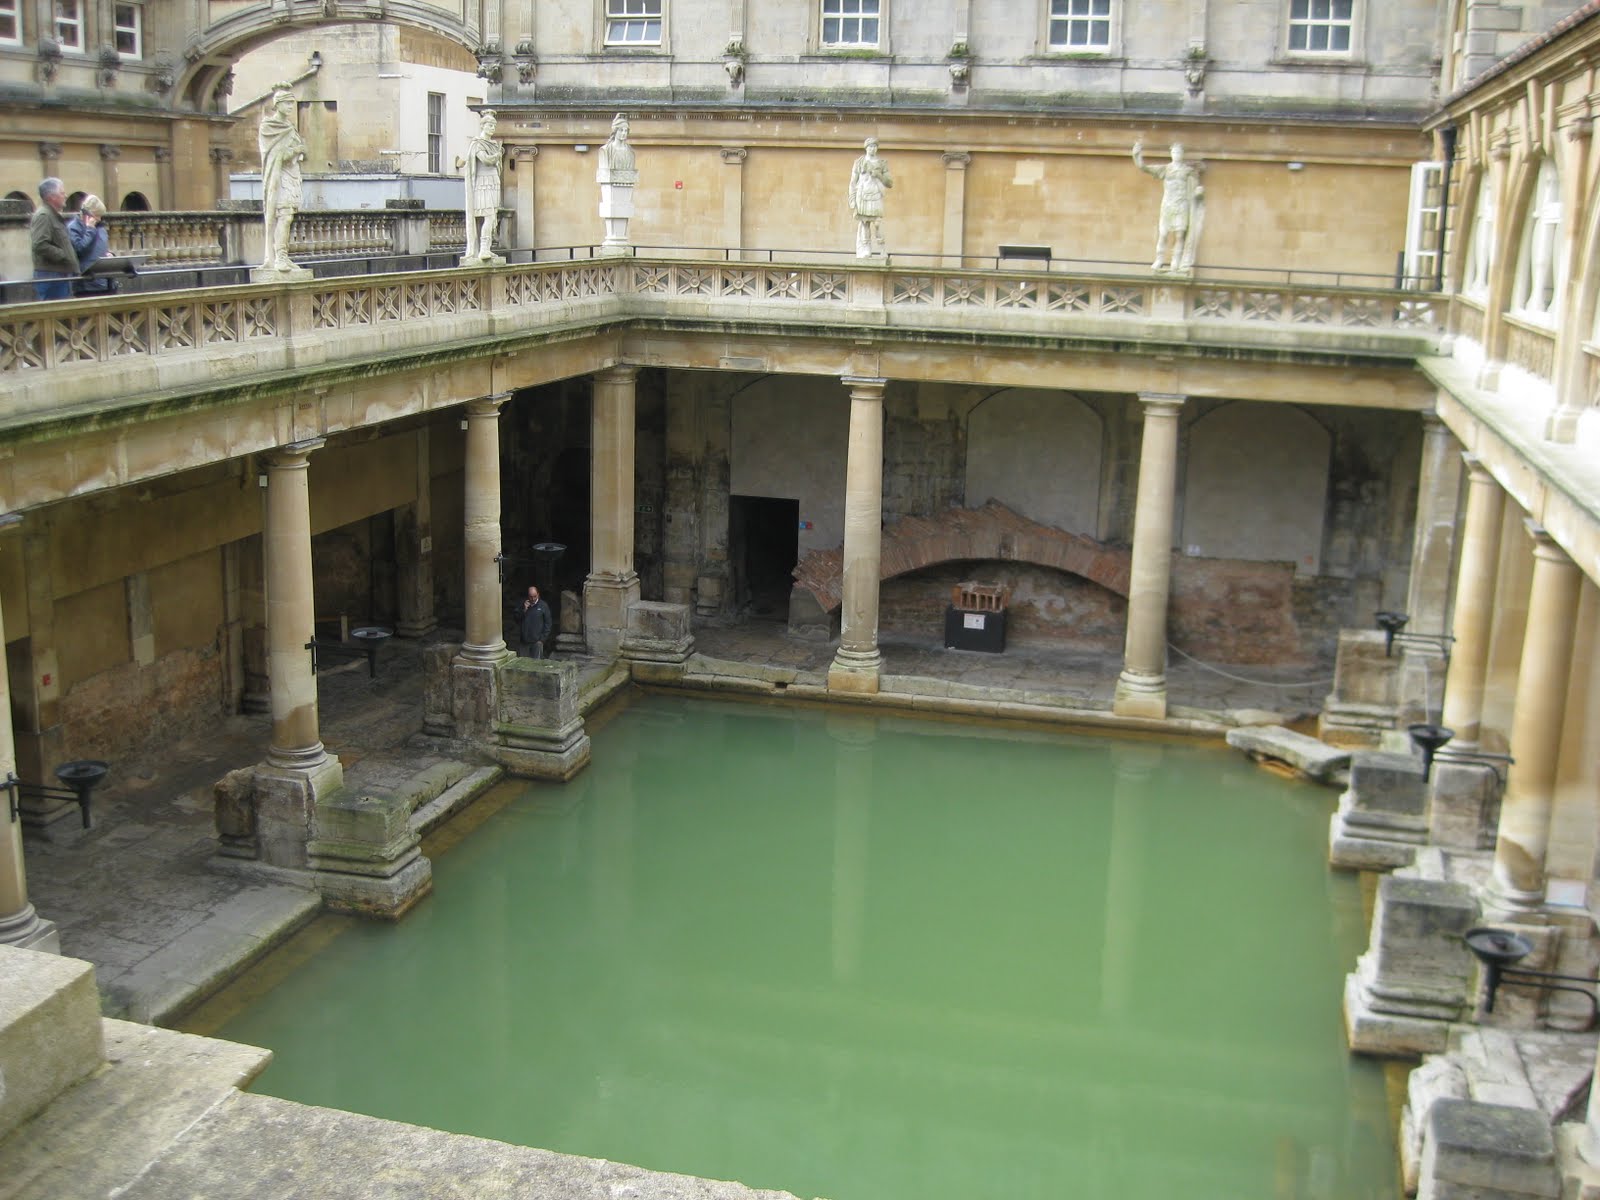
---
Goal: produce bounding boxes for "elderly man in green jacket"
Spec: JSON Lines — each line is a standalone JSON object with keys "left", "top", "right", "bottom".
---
{"left": 30, "top": 177, "right": 76, "bottom": 300}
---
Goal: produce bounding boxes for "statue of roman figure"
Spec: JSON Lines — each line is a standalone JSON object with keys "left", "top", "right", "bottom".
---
{"left": 596, "top": 113, "right": 638, "bottom": 249}
{"left": 848, "top": 137, "right": 893, "bottom": 258}
{"left": 258, "top": 83, "right": 306, "bottom": 273}
{"left": 458, "top": 109, "right": 504, "bottom": 263}
{"left": 1133, "top": 140, "right": 1205, "bottom": 272}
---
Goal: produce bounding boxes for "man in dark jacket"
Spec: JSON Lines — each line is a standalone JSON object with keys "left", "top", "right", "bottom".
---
{"left": 30, "top": 177, "right": 76, "bottom": 300}
{"left": 518, "top": 585, "right": 553, "bottom": 659}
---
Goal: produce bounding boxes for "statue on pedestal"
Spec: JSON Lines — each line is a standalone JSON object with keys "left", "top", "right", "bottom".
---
{"left": 458, "top": 109, "right": 504, "bottom": 263}
{"left": 848, "top": 137, "right": 892, "bottom": 258}
{"left": 596, "top": 113, "right": 637, "bottom": 250}
{"left": 258, "top": 83, "right": 307, "bottom": 275}
{"left": 1133, "top": 141, "right": 1205, "bottom": 273}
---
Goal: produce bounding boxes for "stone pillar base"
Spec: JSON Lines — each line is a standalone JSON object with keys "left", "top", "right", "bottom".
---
{"left": 619, "top": 601, "right": 694, "bottom": 664}
{"left": 1329, "top": 751, "right": 1428, "bottom": 870}
{"left": 1113, "top": 669, "right": 1167, "bottom": 719}
{"left": 1344, "top": 875, "right": 1478, "bottom": 1056}
{"left": 393, "top": 616, "right": 439, "bottom": 639}
{"left": 250, "top": 264, "right": 313, "bottom": 283}
{"left": 252, "top": 755, "right": 345, "bottom": 871}
{"left": 1430, "top": 760, "right": 1503, "bottom": 850}
{"left": 0, "top": 904, "right": 60, "bottom": 954}
{"left": 829, "top": 646, "right": 882, "bottom": 694}
{"left": 307, "top": 786, "right": 432, "bottom": 920}
{"left": 598, "top": 241, "right": 632, "bottom": 256}
{"left": 1419, "top": 1099, "right": 1558, "bottom": 1199}
{"left": 450, "top": 651, "right": 513, "bottom": 740}
{"left": 495, "top": 658, "right": 590, "bottom": 780}
{"left": 459, "top": 253, "right": 506, "bottom": 267}
{"left": 1318, "top": 629, "right": 1402, "bottom": 748}
{"left": 584, "top": 573, "right": 641, "bottom": 658}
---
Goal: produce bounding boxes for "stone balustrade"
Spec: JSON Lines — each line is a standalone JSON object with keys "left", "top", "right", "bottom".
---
{"left": 0, "top": 257, "right": 1443, "bottom": 420}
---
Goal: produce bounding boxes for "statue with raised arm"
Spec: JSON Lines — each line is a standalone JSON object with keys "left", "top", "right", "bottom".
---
{"left": 458, "top": 109, "right": 504, "bottom": 263}
{"left": 596, "top": 113, "right": 638, "bottom": 250}
{"left": 258, "top": 82, "right": 307, "bottom": 274}
{"left": 1133, "top": 140, "right": 1205, "bottom": 272}
{"left": 848, "top": 137, "right": 892, "bottom": 258}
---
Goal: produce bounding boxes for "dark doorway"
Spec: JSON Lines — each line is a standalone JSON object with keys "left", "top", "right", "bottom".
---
{"left": 730, "top": 495, "right": 798, "bottom": 621}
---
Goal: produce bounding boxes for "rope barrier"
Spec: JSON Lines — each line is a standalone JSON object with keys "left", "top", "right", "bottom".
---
{"left": 1166, "top": 641, "right": 1334, "bottom": 690}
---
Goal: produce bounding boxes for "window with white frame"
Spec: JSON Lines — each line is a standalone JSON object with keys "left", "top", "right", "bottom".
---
{"left": 426, "top": 92, "right": 444, "bottom": 174}
{"left": 0, "top": 0, "right": 19, "bottom": 46}
{"left": 113, "top": 3, "right": 141, "bottom": 57}
{"left": 604, "top": 0, "right": 662, "bottom": 46}
{"left": 1462, "top": 175, "right": 1495, "bottom": 299}
{"left": 1512, "top": 158, "right": 1562, "bottom": 322}
{"left": 1048, "top": 0, "right": 1111, "bottom": 51}
{"left": 55, "top": 0, "right": 81, "bottom": 50}
{"left": 1287, "top": 0, "right": 1353, "bottom": 54}
{"left": 821, "top": 0, "right": 879, "bottom": 49}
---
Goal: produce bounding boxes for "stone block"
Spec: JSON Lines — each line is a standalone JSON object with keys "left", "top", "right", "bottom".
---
{"left": 1346, "top": 875, "right": 1479, "bottom": 1055}
{"left": 1319, "top": 629, "right": 1401, "bottom": 747}
{"left": 250, "top": 756, "right": 344, "bottom": 871}
{"left": 1419, "top": 1099, "right": 1558, "bottom": 1199}
{"left": 1330, "top": 751, "right": 1428, "bottom": 870}
{"left": 0, "top": 945, "right": 105, "bottom": 1143}
{"left": 619, "top": 600, "right": 694, "bottom": 664}
{"left": 421, "top": 641, "right": 461, "bottom": 736}
{"left": 1403, "top": 1055, "right": 1470, "bottom": 1195}
{"left": 212, "top": 765, "right": 257, "bottom": 859}
{"left": 307, "top": 786, "right": 430, "bottom": 919}
{"left": 1226, "top": 725, "right": 1350, "bottom": 782}
{"left": 495, "top": 658, "right": 590, "bottom": 781}
{"left": 1431, "top": 760, "right": 1502, "bottom": 850}
{"left": 449, "top": 654, "right": 504, "bottom": 739}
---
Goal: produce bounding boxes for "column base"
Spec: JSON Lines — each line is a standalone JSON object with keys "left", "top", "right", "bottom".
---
{"left": 251, "top": 754, "right": 345, "bottom": 871}
{"left": 584, "top": 573, "right": 641, "bottom": 658}
{"left": 251, "top": 264, "right": 313, "bottom": 283}
{"left": 1480, "top": 872, "right": 1548, "bottom": 921}
{"left": 829, "top": 645, "right": 882, "bottom": 694}
{"left": 456, "top": 640, "right": 513, "bottom": 665}
{"left": 394, "top": 617, "right": 439, "bottom": 639}
{"left": 450, "top": 652, "right": 511, "bottom": 739}
{"left": 0, "top": 903, "right": 60, "bottom": 954}
{"left": 1113, "top": 669, "right": 1167, "bottom": 719}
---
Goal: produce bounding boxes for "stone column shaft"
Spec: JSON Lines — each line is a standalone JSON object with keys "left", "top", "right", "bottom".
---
{"left": 461, "top": 395, "right": 510, "bottom": 661}
{"left": 584, "top": 366, "right": 641, "bottom": 656}
{"left": 1440, "top": 456, "right": 1505, "bottom": 744}
{"left": 1405, "top": 413, "right": 1464, "bottom": 636}
{"left": 263, "top": 440, "right": 327, "bottom": 769}
{"left": 395, "top": 426, "right": 437, "bottom": 639}
{"left": 1478, "top": 499, "right": 1534, "bottom": 754}
{"left": 1489, "top": 524, "right": 1582, "bottom": 909}
{"left": 829, "top": 377, "right": 886, "bottom": 693}
{"left": 0, "top": 517, "right": 58, "bottom": 953}
{"left": 1114, "top": 394, "right": 1185, "bottom": 719}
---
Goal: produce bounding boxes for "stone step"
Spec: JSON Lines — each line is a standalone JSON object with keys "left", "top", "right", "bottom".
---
{"left": 0, "top": 1016, "right": 270, "bottom": 1200}
{"left": 0, "top": 945, "right": 104, "bottom": 1144}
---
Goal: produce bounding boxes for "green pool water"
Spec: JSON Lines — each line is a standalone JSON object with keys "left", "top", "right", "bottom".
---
{"left": 211, "top": 693, "right": 1396, "bottom": 1200}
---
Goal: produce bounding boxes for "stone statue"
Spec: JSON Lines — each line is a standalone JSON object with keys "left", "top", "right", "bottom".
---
{"left": 457, "top": 109, "right": 503, "bottom": 263}
{"left": 848, "top": 137, "right": 892, "bottom": 258}
{"left": 596, "top": 113, "right": 637, "bottom": 250}
{"left": 1133, "top": 140, "right": 1204, "bottom": 273}
{"left": 258, "top": 82, "right": 307, "bottom": 274}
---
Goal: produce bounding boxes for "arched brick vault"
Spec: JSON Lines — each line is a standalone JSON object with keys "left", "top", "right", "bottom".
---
{"left": 793, "top": 501, "right": 1132, "bottom": 614}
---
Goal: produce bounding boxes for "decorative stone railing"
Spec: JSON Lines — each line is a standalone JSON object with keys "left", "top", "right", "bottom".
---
{"left": 0, "top": 257, "right": 1443, "bottom": 418}
{"left": 108, "top": 214, "right": 231, "bottom": 268}
{"left": 1452, "top": 296, "right": 1486, "bottom": 344}
{"left": 1504, "top": 317, "right": 1556, "bottom": 383}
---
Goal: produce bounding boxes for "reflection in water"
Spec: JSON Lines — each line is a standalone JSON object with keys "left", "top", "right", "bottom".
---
{"left": 215, "top": 695, "right": 1396, "bottom": 1200}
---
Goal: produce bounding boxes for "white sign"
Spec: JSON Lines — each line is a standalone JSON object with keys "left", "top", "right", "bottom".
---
{"left": 963, "top": 613, "right": 986, "bottom": 630}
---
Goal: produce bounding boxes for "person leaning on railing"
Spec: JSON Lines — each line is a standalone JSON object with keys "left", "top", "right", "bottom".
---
{"left": 68, "top": 195, "right": 114, "bottom": 295}
{"left": 30, "top": 176, "right": 77, "bottom": 300}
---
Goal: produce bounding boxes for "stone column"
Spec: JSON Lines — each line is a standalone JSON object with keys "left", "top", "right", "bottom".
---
{"left": 10, "top": 516, "right": 70, "bottom": 832}
{"left": 1478, "top": 500, "right": 1534, "bottom": 754}
{"left": 263, "top": 440, "right": 329, "bottom": 770}
{"left": 153, "top": 146, "right": 174, "bottom": 210}
{"left": 37, "top": 141, "right": 60, "bottom": 181}
{"left": 209, "top": 146, "right": 234, "bottom": 206}
{"left": 1404, "top": 413, "right": 1464, "bottom": 641}
{"left": 253, "top": 440, "right": 343, "bottom": 872}
{"left": 584, "top": 366, "right": 641, "bottom": 657}
{"left": 0, "top": 516, "right": 59, "bottom": 953}
{"left": 98, "top": 144, "right": 121, "bottom": 207}
{"left": 1440, "top": 456, "right": 1506, "bottom": 746}
{"left": 1487, "top": 524, "right": 1582, "bottom": 912}
{"left": 460, "top": 394, "right": 511, "bottom": 661}
{"left": 829, "top": 376, "right": 886, "bottom": 694}
{"left": 510, "top": 146, "right": 538, "bottom": 250}
{"left": 720, "top": 148, "right": 746, "bottom": 258}
{"left": 1114, "top": 393, "right": 1185, "bottom": 719}
{"left": 395, "top": 426, "right": 436, "bottom": 639}
{"left": 1544, "top": 578, "right": 1600, "bottom": 907}
{"left": 940, "top": 151, "right": 970, "bottom": 263}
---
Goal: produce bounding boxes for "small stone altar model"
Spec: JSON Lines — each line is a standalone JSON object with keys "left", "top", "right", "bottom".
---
{"left": 1132, "top": 140, "right": 1205, "bottom": 274}
{"left": 596, "top": 113, "right": 637, "bottom": 252}
{"left": 848, "top": 137, "right": 893, "bottom": 258}
{"left": 255, "top": 82, "right": 310, "bottom": 280}
{"left": 457, "top": 109, "right": 504, "bottom": 264}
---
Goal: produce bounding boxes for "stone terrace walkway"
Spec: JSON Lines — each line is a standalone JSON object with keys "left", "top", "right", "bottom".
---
{"left": 20, "top": 621, "right": 1335, "bottom": 1024}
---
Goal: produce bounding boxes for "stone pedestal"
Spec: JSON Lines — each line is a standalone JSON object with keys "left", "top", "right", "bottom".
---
{"left": 554, "top": 588, "right": 586, "bottom": 656}
{"left": 421, "top": 642, "right": 460, "bottom": 738}
{"left": 619, "top": 601, "right": 694, "bottom": 664}
{"left": 583, "top": 575, "right": 642, "bottom": 658}
{"left": 1345, "top": 874, "right": 1479, "bottom": 1055}
{"left": 307, "top": 788, "right": 432, "bottom": 919}
{"left": 459, "top": 252, "right": 506, "bottom": 268}
{"left": 450, "top": 653, "right": 510, "bottom": 741}
{"left": 1330, "top": 751, "right": 1429, "bottom": 870}
{"left": 251, "top": 756, "right": 345, "bottom": 871}
{"left": 1419, "top": 1100, "right": 1559, "bottom": 1199}
{"left": 250, "top": 264, "right": 312, "bottom": 284}
{"left": 494, "top": 658, "right": 590, "bottom": 781}
{"left": 1319, "top": 629, "right": 1402, "bottom": 748}
{"left": 1431, "top": 760, "right": 1503, "bottom": 850}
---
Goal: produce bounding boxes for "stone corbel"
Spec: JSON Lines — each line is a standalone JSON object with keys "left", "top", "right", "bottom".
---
{"left": 1566, "top": 117, "right": 1594, "bottom": 143}
{"left": 37, "top": 141, "right": 62, "bottom": 167}
{"left": 99, "top": 143, "right": 122, "bottom": 162}
{"left": 209, "top": 146, "right": 235, "bottom": 165}
{"left": 513, "top": 39, "right": 535, "bottom": 85}
{"left": 1183, "top": 43, "right": 1208, "bottom": 98}
{"left": 147, "top": 52, "right": 176, "bottom": 93}
{"left": 475, "top": 41, "right": 503, "bottom": 83}
{"left": 722, "top": 37, "right": 746, "bottom": 88}
{"left": 36, "top": 36, "right": 62, "bottom": 84}
{"left": 153, "top": 146, "right": 173, "bottom": 163}
{"left": 97, "top": 44, "right": 122, "bottom": 88}
{"left": 946, "top": 39, "right": 970, "bottom": 90}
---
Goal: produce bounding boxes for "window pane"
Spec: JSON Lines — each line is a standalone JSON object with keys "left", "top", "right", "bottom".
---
{"left": 1309, "top": 25, "right": 1328, "bottom": 50}
{"left": 1332, "top": 0, "right": 1352, "bottom": 16}
{"left": 1330, "top": 25, "right": 1349, "bottom": 50}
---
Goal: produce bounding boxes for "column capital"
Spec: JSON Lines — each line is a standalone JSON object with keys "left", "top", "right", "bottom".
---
{"left": 267, "top": 437, "right": 326, "bottom": 468}
{"left": 99, "top": 143, "right": 122, "bottom": 160}
{"left": 153, "top": 147, "right": 173, "bottom": 164}
{"left": 941, "top": 150, "right": 971, "bottom": 169}
{"left": 1136, "top": 392, "right": 1185, "bottom": 415}
{"left": 1419, "top": 410, "right": 1448, "bottom": 433}
{"left": 37, "top": 142, "right": 61, "bottom": 162}
{"left": 841, "top": 375, "right": 887, "bottom": 397}
{"left": 595, "top": 364, "right": 638, "bottom": 385}
{"left": 1461, "top": 452, "right": 1495, "bottom": 484}
{"left": 1524, "top": 520, "right": 1572, "bottom": 564}
{"left": 0, "top": 513, "right": 22, "bottom": 536}
{"left": 465, "top": 393, "right": 511, "bottom": 416}
{"left": 720, "top": 146, "right": 748, "bottom": 165}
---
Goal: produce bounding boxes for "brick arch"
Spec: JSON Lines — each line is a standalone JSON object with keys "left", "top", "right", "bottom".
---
{"left": 793, "top": 500, "right": 1131, "bottom": 613}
